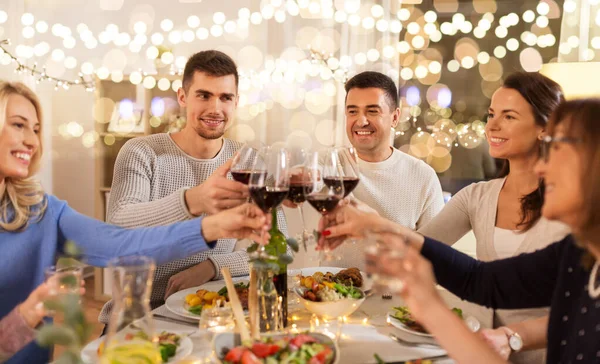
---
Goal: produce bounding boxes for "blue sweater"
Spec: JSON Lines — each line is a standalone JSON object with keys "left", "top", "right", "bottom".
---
{"left": 0, "top": 194, "right": 216, "bottom": 363}
{"left": 422, "top": 235, "right": 599, "bottom": 364}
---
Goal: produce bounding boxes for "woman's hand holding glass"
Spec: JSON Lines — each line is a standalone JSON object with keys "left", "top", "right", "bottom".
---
{"left": 365, "top": 239, "right": 444, "bottom": 326}
{"left": 303, "top": 149, "right": 345, "bottom": 261}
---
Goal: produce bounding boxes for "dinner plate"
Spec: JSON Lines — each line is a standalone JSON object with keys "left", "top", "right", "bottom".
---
{"left": 81, "top": 331, "right": 193, "bottom": 363}
{"left": 386, "top": 311, "right": 433, "bottom": 338}
{"left": 289, "top": 266, "right": 373, "bottom": 292}
{"left": 165, "top": 277, "right": 248, "bottom": 320}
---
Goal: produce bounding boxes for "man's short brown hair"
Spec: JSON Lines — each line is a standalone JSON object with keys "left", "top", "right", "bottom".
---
{"left": 182, "top": 50, "right": 239, "bottom": 92}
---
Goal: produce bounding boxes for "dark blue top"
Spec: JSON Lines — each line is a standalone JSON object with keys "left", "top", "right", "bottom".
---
{"left": 1, "top": 194, "right": 216, "bottom": 363}
{"left": 422, "top": 235, "right": 600, "bottom": 364}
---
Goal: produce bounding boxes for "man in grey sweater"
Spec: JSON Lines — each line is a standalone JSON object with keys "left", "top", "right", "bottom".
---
{"left": 99, "top": 50, "right": 288, "bottom": 324}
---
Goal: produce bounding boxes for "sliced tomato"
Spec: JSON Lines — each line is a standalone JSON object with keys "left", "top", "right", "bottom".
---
{"left": 241, "top": 350, "right": 262, "bottom": 364}
{"left": 224, "top": 346, "right": 246, "bottom": 363}
{"left": 124, "top": 333, "right": 134, "bottom": 341}
{"left": 251, "top": 343, "right": 280, "bottom": 358}
{"left": 309, "top": 346, "right": 332, "bottom": 364}
{"left": 290, "top": 334, "right": 318, "bottom": 348}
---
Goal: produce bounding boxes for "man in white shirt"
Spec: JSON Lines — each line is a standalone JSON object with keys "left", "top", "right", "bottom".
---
{"left": 327, "top": 71, "right": 444, "bottom": 268}
{"left": 344, "top": 71, "right": 444, "bottom": 230}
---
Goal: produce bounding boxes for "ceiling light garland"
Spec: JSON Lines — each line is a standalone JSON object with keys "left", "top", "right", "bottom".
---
{"left": 0, "top": 39, "right": 95, "bottom": 91}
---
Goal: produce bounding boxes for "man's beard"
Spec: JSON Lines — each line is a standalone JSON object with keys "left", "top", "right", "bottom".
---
{"left": 193, "top": 122, "right": 226, "bottom": 140}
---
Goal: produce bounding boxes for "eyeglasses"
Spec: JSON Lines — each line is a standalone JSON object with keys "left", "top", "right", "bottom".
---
{"left": 540, "top": 135, "right": 582, "bottom": 162}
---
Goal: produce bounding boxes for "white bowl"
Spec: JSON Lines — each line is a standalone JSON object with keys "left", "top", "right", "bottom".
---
{"left": 213, "top": 332, "right": 339, "bottom": 364}
{"left": 293, "top": 287, "right": 365, "bottom": 319}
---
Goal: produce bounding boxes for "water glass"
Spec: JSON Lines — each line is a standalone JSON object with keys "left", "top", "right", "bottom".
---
{"left": 197, "top": 306, "right": 235, "bottom": 363}
{"left": 363, "top": 231, "right": 407, "bottom": 294}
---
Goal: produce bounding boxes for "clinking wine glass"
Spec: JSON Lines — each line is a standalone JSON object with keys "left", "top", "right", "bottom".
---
{"left": 230, "top": 141, "right": 265, "bottom": 186}
{"left": 333, "top": 146, "right": 361, "bottom": 245}
{"left": 248, "top": 146, "right": 290, "bottom": 256}
{"left": 287, "top": 147, "right": 314, "bottom": 251}
{"left": 304, "top": 149, "right": 345, "bottom": 262}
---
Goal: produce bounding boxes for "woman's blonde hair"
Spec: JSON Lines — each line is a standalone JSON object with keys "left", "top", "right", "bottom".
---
{"left": 0, "top": 81, "right": 46, "bottom": 232}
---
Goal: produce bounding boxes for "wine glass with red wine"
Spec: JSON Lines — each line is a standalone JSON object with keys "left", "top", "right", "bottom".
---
{"left": 304, "top": 149, "right": 345, "bottom": 262}
{"left": 231, "top": 141, "right": 265, "bottom": 186}
{"left": 328, "top": 146, "right": 361, "bottom": 245}
{"left": 248, "top": 146, "right": 290, "bottom": 253}
{"left": 287, "top": 148, "right": 313, "bottom": 251}
{"left": 329, "top": 146, "right": 360, "bottom": 198}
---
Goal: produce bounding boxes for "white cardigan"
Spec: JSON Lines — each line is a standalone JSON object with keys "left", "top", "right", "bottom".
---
{"left": 418, "top": 178, "right": 570, "bottom": 364}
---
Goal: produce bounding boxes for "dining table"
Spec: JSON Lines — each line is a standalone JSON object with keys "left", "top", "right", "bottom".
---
{"left": 146, "top": 277, "right": 494, "bottom": 364}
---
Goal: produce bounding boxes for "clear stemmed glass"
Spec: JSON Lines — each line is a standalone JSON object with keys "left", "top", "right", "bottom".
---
{"left": 230, "top": 141, "right": 264, "bottom": 187}
{"left": 304, "top": 149, "right": 345, "bottom": 262}
{"left": 334, "top": 146, "right": 361, "bottom": 198}
{"left": 248, "top": 146, "right": 290, "bottom": 254}
{"left": 287, "top": 147, "right": 314, "bottom": 251}
{"left": 335, "top": 146, "right": 361, "bottom": 245}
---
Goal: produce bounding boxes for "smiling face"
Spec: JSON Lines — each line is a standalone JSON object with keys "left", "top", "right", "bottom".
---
{"left": 534, "top": 124, "right": 584, "bottom": 229}
{"left": 0, "top": 94, "right": 40, "bottom": 182}
{"left": 345, "top": 87, "right": 399, "bottom": 161}
{"left": 177, "top": 71, "right": 238, "bottom": 140}
{"left": 485, "top": 87, "right": 544, "bottom": 160}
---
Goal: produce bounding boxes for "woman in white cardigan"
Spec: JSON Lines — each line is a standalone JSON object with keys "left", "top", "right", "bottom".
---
{"left": 417, "top": 72, "right": 569, "bottom": 364}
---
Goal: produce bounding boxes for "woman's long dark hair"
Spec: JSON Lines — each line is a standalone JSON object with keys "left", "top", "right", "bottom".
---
{"left": 496, "top": 72, "right": 564, "bottom": 231}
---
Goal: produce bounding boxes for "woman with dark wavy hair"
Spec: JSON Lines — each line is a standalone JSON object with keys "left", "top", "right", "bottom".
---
{"left": 319, "top": 98, "right": 600, "bottom": 364}
{"left": 416, "top": 72, "right": 570, "bottom": 364}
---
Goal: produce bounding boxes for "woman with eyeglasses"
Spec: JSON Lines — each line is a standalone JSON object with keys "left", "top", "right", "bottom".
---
{"left": 413, "top": 72, "right": 569, "bottom": 364}
{"left": 318, "top": 98, "right": 600, "bottom": 364}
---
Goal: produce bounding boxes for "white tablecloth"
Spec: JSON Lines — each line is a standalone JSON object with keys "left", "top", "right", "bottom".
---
{"left": 150, "top": 285, "right": 493, "bottom": 364}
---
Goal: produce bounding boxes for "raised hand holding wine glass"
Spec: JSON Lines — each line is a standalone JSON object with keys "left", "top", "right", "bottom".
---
{"left": 304, "top": 149, "right": 345, "bottom": 261}
{"left": 230, "top": 141, "right": 265, "bottom": 186}
{"left": 248, "top": 146, "right": 290, "bottom": 253}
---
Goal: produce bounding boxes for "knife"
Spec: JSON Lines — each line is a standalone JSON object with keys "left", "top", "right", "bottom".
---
{"left": 384, "top": 354, "right": 450, "bottom": 364}
{"left": 152, "top": 314, "right": 198, "bottom": 327}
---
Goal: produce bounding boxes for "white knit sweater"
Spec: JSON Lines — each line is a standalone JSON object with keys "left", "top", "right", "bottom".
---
{"left": 99, "top": 134, "right": 288, "bottom": 323}
{"left": 332, "top": 148, "right": 445, "bottom": 269}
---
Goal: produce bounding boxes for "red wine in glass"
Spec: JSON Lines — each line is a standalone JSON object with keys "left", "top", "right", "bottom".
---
{"left": 249, "top": 186, "right": 289, "bottom": 213}
{"left": 231, "top": 170, "right": 267, "bottom": 185}
{"left": 306, "top": 195, "right": 341, "bottom": 215}
{"left": 323, "top": 176, "right": 359, "bottom": 197}
{"left": 288, "top": 184, "right": 310, "bottom": 204}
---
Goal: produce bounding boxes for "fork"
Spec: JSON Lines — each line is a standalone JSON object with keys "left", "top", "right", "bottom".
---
{"left": 388, "top": 333, "right": 440, "bottom": 349}
{"left": 382, "top": 292, "right": 392, "bottom": 299}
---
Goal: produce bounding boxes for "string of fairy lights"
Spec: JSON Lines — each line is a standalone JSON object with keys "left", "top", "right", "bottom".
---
{"left": 0, "top": 39, "right": 95, "bottom": 90}
{"left": 0, "top": 0, "right": 574, "bottom": 93}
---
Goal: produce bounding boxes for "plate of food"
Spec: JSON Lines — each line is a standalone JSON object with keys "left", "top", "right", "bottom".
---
{"left": 293, "top": 270, "right": 366, "bottom": 319}
{"left": 214, "top": 332, "right": 339, "bottom": 364}
{"left": 165, "top": 278, "right": 249, "bottom": 320}
{"left": 387, "top": 306, "right": 465, "bottom": 338}
{"left": 291, "top": 266, "right": 372, "bottom": 292}
{"left": 81, "top": 330, "right": 193, "bottom": 363}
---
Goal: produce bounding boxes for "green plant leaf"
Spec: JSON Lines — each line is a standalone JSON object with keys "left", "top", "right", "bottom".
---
{"left": 54, "top": 350, "right": 83, "bottom": 364}
{"left": 36, "top": 326, "right": 79, "bottom": 347}
{"left": 278, "top": 254, "right": 293, "bottom": 265}
{"left": 247, "top": 243, "right": 259, "bottom": 253}
{"left": 313, "top": 230, "right": 322, "bottom": 241}
{"left": 286, "top": 238, "right": 299, "bottom": 253}
{"left": 43, "top": 298, "right": 64, "bottom": 312}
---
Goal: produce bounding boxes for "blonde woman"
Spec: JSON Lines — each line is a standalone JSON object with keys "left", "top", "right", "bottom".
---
{"left": 0, "top": 81, "right": 269, "bottom": 364}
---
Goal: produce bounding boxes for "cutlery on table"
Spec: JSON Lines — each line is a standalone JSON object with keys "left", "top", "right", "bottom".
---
{"left": 388, "top": 333, "right": 440, "bottom": 349}
{"left": 152, "top": 314, "right": 198, "bottom": 327}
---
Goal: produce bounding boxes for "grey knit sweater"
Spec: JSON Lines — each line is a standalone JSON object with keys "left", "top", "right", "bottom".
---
{"left": 99, "top": 133, "right": 288, "bottom": 324}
